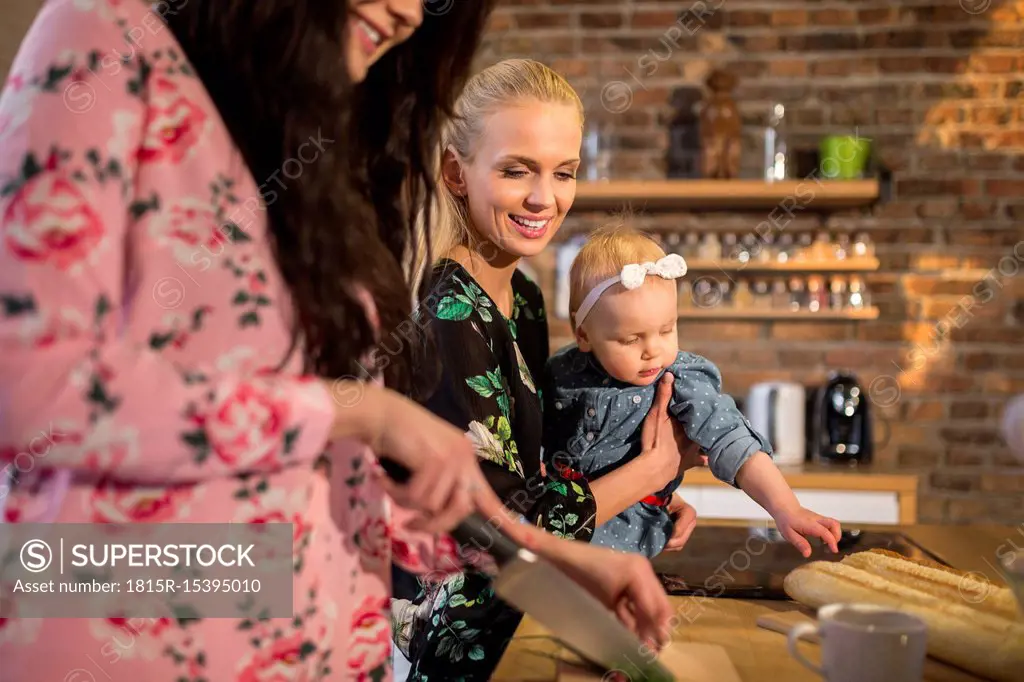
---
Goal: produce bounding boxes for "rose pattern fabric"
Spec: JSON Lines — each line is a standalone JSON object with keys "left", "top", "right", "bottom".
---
{"left": 0, "top": 2, "right": 478, "bottom": 679}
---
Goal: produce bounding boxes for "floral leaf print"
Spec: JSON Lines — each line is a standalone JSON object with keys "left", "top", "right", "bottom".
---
{"left": 513, "top": 341, "right": 536, "bottom": 394}
{"left": 436, "top": 295, "right": 473, "bottom": 321}
{"left": 1, "top": 293, "right": 35, "bottom": 316}
{"left": 507, "top": 317, "right": 517, "bottom": 340}
{"left": 225, "top": 255, "right": 271, "bottom": 327}
{"left": 465, "top": 420, "right": 504, "bottom": 468}
{"left": 465, "top": 375, "right": 494, "bottom": 399}
{"left": 495, "top": 415, "right": 512, "bottom": 442}
{"left": 181, "top": 429, "right": 211, "bottom": 464}
{"left": 128, "top": 193, "right": 160, "bottom": 221}
{"left": 469, "top": 645, "right": 486, "bottom": 661}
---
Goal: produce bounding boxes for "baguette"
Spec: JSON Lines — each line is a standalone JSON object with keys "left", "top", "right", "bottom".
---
{"left": 784, "top": 549, "right": 1024, "bottom": 682}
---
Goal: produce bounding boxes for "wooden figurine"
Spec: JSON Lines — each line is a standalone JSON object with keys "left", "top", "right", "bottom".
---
{"left": 699, "top": 69, "right": 742, "bottom": 179}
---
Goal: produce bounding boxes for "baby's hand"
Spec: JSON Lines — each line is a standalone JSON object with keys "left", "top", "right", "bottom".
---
{"left": 774, "top": 507, "right": 842, "bottom": 558}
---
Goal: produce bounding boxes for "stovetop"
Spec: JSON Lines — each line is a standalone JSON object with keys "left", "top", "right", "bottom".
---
{"left": 652, "top": 526, "right": 947, "bottom": 600}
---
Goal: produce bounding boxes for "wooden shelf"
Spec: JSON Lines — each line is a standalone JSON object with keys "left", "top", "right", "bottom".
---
{"left": 675, "top": 307, "right": 880, "bottom": 320}
{"left": 682, "top": 257, "right": 879, "bottom": 272}
{"left": 548, "top": 306, "right": 879, "bottom": 338}
{"left": 572, "top": 179, "right": 880, "bottom": 210}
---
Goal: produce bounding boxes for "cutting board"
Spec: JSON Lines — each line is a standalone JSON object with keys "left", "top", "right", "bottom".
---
{"left": 556, "top": 642, "right": 742, "bottom": 682}
{"left": 755, "top": 611, "right": 987, "bottom": 682}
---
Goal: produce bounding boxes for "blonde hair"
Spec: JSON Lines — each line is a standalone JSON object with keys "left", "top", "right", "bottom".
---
{"left": 410, "top": 59, "right": 584, "bottom": 285}
{"left": 569, "top": 223, "right": 666, "bottom": 326}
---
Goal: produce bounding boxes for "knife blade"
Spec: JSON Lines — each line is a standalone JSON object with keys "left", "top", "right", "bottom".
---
{"left": 380, "top": 458, "right": 675, "bottom": 681}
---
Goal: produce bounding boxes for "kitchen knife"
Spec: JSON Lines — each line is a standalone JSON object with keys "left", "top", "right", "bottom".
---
{"left": 380, "top": 458, "right": 676, "bottom": 682}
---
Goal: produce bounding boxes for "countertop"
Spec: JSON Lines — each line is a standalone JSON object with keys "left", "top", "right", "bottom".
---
{"left": 490, "top": 524, "right": 1021, "bottom": 681}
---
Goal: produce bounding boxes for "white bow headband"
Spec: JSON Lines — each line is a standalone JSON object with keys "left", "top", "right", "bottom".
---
{"left": 573, "top": 253, "right": 687, "bottom": 330}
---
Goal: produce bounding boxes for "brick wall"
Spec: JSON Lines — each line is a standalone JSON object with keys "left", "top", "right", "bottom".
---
{"left": 480, "top": 1, "right": 1024, "bottom": 524}
{"left": 3, "top": 1, "right": 1022, "bottom": 524}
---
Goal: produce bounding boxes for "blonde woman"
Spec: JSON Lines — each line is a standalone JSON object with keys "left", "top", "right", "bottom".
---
{"left": 394, "top": 59, "right": 702, "bottom": 681}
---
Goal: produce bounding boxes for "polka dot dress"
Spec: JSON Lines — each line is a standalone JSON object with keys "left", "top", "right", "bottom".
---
{"left": 542, "top": 347, "right": 774, "bottom": 558}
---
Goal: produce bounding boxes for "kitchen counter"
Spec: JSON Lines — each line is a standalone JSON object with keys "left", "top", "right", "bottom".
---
{"left": 678, "top": 464, "right": 920, "bottom": 524}
{"left": 490, "top": 524, "right": 1020, "bottom": 681}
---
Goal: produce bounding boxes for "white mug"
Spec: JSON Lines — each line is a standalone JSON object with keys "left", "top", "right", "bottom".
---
{"left": 787, "top": 603, "right": 927, "bottom": 682}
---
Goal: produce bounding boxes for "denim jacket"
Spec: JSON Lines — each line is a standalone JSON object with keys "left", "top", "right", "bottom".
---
{"left": 541, "top": 345, "right": 773, "bottom": 557}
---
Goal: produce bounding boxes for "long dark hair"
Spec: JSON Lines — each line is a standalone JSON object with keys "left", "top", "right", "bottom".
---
{"left": 163, "top": 2, "right": 496, "bottom": 395}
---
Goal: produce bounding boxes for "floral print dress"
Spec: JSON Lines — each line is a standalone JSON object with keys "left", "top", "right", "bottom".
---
{"left": 0, "top": 2, "right": 480, "bottom": 679}
{"left": 395, "top": 260, "right": 599, "bottom": 681}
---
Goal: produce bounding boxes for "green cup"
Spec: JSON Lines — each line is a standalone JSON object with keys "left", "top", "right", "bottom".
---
{"left": 819, "top": 135, "right": 872, "bottom": 179}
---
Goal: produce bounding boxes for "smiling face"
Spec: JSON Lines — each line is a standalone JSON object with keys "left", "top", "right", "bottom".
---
{"left": 444, "top": 98, "right": 582, "bottom": 262}
{"left": 345, "top": 0, "right": 423, "bottom": 82}
{"left": 578, "top": 278, "right": 680, "bottom": 386}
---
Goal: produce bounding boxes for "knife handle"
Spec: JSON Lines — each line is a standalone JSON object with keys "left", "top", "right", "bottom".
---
{"left": 379, "top": 457, "right": 520, "bottom": 565}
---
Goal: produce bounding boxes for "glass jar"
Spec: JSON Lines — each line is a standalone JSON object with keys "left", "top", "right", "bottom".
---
{"left": 794, "top": 233, "right": 813, "bottom": 261}
{"left": 733, "top": 280, "right": 753, "bottom": 309}
{"left": 848, "top": 276, "right": 870, "bottom": 310}
{"left": 751, "top": 279, "right": 771, "bottom": 309}
{"left": 852, "top": 232, "right": 874, "bottom": 259}
{"left": 789, "top": 276, "right": 806, "bottom": 311}
{"left": 776, "top": 234, "right": 794, "bottom": 263}
{"left": 806, "top": 275, "right": 827, "bottom": 312}
{"left": 830, "top": 276, "right": 847, "bottom": 311}
{"left": 772, "top": 279, "right": 789, "bottom": 309}
{"left": 834, "top": 233, "right": 851, "bottom": 261}
{"left": 697, "top": 233, "right": 720, "bottom": 261}
{"left": 811, "top": 231, "right": 832, "bottom": 261}
{"left": 757, "top": 233, "right": 776, "bottom": 263}
{"left": 721, "top": 233, "right": 738, "bottom": 261}
{"left": 682, "top": 232, "right": 701, "bottom": 259}
{"left": 678, "top": 279, "right": 693, "bottom": 308}
{"left": 663, "top": 232, "right": 682, "bottom": 257}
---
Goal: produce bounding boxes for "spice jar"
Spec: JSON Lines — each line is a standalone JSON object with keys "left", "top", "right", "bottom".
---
{"left": 678, "top": 279, "right": 693, "bottom": 308}
{"left": 794, "top": 233, "right": 813, "bottom": 261}
{"left": 697, "top": 233, "right": 720, "bottom": 261}
{"left": 789, "top": 276, "right": 806, "bottom": 311}
{"left": 806, "top": 275, "right": 827, "bottom": 312}
{"left": 772, "top": 279, "right": 789, "bottom": 309}
{"left": 757, "top": 233, "right": 777, "bottom": 263}
{"left": 751, "top": 279, "right": 771, "bottom": 309}
{"left": 682, "top": 232, "right": 700, "bottom": 259}
{"left": 663, "top": 232, "right": 682, "bottom": 257}
{"left": 692, "top": 277, "right": 720, "bottom": 308}
{"left": 847, "top": 276, "right": 869, "bottom": 309}
{"left": 776, "top": 234, "right": 794, "bottom": 263}
{"left": 852, "top": 232, "right": 874, "bottom": 259}
{"left": 811, "top": 231, "right": 832, "bottom": 261}
{"left": 830, "top": 276, "right": 847, "bottom": 311}
{"left": 721, "top": 233, "right": 738, "bottom": 261}
{"left": 833, "top": 233, "right": 851, "bottom": 260}
{"left": 733, "top": 280, "right": 753, "bottom": 309}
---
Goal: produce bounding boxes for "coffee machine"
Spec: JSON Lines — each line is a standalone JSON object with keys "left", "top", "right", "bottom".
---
{"left": 807, "top": 371, "right": 873, "bottom": 465}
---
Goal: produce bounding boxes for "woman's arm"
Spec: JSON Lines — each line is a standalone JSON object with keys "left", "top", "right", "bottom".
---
{"left": 0, "top": 5, "right": 338, "bottom": 482}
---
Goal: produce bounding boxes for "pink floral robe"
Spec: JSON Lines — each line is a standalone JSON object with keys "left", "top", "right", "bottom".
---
{"left": 0, "top": 1, "right": 469, "bottom": 679}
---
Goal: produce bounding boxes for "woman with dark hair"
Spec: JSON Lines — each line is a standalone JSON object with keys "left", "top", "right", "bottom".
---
{"left": 0, "top": 0, "right": 674, "bottom": 679}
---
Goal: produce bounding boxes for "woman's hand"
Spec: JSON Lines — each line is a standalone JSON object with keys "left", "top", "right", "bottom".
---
{"left": 670, "top": 420, "right": 706, "bottom": 476}
{"left": 540, "top": 539, "right": 674, "bottom": 651}
{"left": 470, "top": 487, "right": 673, "bottom": 651}
{"left": 663, "top": 495, "right": 697, "bottom": 552}
{"left": 330, "top": 380, "right": 482, "bottom": 534}
{"left": 639, "top": 373, "right": 683, "bottom": 489}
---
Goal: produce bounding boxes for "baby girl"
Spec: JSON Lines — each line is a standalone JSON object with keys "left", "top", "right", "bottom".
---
{"left": 541, "top": 226, "right": 842, "bottom": 558}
